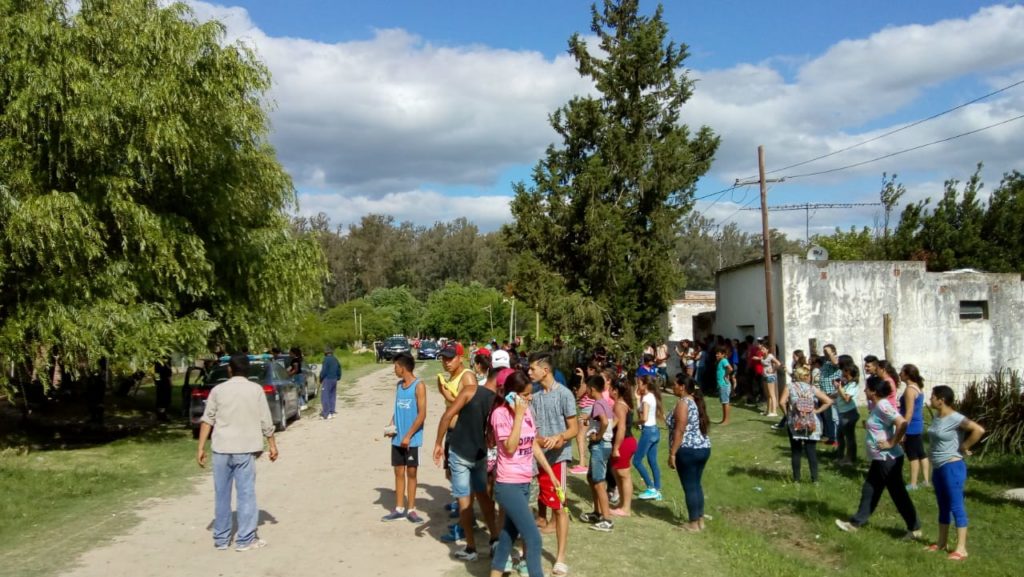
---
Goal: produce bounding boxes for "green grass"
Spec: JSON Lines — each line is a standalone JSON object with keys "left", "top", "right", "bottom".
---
{"left": 453, "top": 394, "right": 1024, "bottom": 577}
{"left": 0, "top": 350, "right": 381, "bottom": 577}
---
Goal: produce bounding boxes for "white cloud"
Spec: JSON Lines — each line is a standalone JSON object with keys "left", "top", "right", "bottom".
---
{"left": 297, "top": 189, "right": 513, "bottom": 233}
{"left": 185, "top": 2, "right": 1024, "bottom": 234}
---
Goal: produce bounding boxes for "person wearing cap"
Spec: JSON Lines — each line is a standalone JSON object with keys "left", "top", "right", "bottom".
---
{"left": 433, "top": 351, "right": 500, "bottom": 561}
{"left": 435, "top": 344, "right": 478, "bottom": 542}
{"left": 319, "top": 346, "right": 342, "bottom": 420}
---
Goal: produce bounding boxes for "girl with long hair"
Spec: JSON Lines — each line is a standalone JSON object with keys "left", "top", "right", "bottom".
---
{"left": 608, "top": 371, "right": 637, "bottom": 516}
{"left": 779, "top": 366, "right": 833, "bottom": 483}
{"left": 633, "top": 375, "right": 664, "bottom": 500}
{"left": 924, "top": 385, "right": 985, "bottom": 561}
{"left": 667, "top": 374, "right": 711, "bottom": 531}
{"left": 488, "top": 371, "right": 561, "bottom": 577}
{"left": 899, "top": 364, "right": 931, "bottom": 489}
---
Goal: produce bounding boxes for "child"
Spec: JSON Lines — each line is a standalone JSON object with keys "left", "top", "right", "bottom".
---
{"left": 580, "top": 375, "right": 615, "bottom": 531}
{"left": 715, "top": 346, "right": 734, "bottom": 425}
{"left": 382, "top": 352, "right": 427, "bottom": 523}
{"left": 633, "top": 375, "right": 664, "bottom": 500}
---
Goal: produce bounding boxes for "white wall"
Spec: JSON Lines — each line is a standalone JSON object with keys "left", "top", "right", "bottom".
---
{"left": 668, "top": 295, "right": 716, "bottom": 342}
{"left": 712, "top": 258, "right": 784, "bottom": 343}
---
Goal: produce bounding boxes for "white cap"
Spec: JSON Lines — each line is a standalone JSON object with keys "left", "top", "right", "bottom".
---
{"left": 492, "top": 350, "right": 511, "bottom": 369}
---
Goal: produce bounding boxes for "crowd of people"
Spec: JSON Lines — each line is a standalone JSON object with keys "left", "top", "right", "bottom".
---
{"left": 194, "top": 335, "right": 988, "bottom": 570}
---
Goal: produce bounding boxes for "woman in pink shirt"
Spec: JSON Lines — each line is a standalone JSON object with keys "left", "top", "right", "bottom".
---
{"left": 489, "top": 371, "right": 561, "bottom": 577}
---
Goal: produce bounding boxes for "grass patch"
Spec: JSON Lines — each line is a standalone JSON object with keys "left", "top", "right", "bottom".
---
{"left": 450, "top": 393, "right": 1024, "bottom": 577}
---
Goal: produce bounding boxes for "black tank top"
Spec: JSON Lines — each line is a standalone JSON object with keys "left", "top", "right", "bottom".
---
{"left": 449, "top": 386, "right": 496, "bottom": 461}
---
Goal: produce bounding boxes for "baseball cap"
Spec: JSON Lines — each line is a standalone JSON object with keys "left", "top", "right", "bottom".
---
{"left": 438, "top": 345, "right": 459, "bottom": 359}
{"left": 454, "top": 341, "right": 465, "bottom": 357}
{"left": 474, "top": 347, "right": 491, "bottom": 358}
{"left": 496, "top": 367, "right": 516, "bottom": 389}
{"left": 492, "top": 350, "right": 511, "bottom": 369}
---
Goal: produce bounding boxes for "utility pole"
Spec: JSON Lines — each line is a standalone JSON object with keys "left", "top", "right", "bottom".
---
{"left": 735, "top": 146, "right": 785, "bottom": 354}
{"left": 482, "top": 305, "right": 494, "bottom": 334}
{"left": 742, "top": 202, "right": 883, "bottom": 243}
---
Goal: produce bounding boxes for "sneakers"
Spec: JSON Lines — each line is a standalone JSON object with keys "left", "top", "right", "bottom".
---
{"left": 440, "top": 524, "right": 466, "bottom": 543}
{"left": 590, "top": 519, "right": 614, "bottom": 532}
{"left": 327, "top": 413, "right": 336, "bottom": 420}
{"left": 300, "top": 404, "right": 309, "bottom": 411}
{"left": 444, "top": 500, "right": 459, "bottom": 512}
{"left": 835, "top": 519, "right": 858, "bottom": 532}
{"left": 905, "top": 483, "right": 919, "bottom": 491}
{"left": 381, "top": 509, "right": 407, "bottom": 521}
{"left": 569, "top": 465, "right": 588, "bottom": 475}
{"left": 214, "top": 543, "right": 229, "bottom": 551}
{"left": 902, "top": 529, "right": 923, "bottom": 541}
{"left": 637, "top": 488, "right": 662, "bottom": 501}
{"left": 579, "top": 511, "right": 600, "bottom": 523}
{"left": 609, "top": 489, "right": 620, "bottom": 507}
{"left": 406, "top": 510, "right": 424, "bottom": 524}
{"left": 453, "top": 547, "right": 479, "bottom": 561}
{"left": 235, "top": 539, "right": 267, "bottom": 552}
{"left": 770, "top": 423, "right": 784, "bottom": 430}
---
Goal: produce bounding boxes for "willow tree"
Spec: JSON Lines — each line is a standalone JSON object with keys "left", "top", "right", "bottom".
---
{"left": 0, "top": 0, "right": 326, "bottom": 392}
{"left": 503, "top": 0, "right": 719, "bottom": 348}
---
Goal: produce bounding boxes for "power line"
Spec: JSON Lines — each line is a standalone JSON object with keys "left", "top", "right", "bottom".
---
{"left": 740, "top": 202, "right": 883, "bottom": 242}
{"left": 739, "top": 77, "right": 1024, "bottom": 180}
{"left": 782, "top": 112, "right": 1024, "bottom": 180}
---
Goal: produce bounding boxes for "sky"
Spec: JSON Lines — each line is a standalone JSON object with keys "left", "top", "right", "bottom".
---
{"left": 184, "top": 0, "right": 1024, "bottom": 241}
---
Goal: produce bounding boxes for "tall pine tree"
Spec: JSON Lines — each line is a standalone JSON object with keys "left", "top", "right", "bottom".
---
{"left": 504, "top": 0, "right": 718, "bottom": 348}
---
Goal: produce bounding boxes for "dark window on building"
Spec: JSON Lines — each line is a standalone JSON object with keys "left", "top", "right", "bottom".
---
{"left": 959, "top": 300, "right": 989, "bottom": 320}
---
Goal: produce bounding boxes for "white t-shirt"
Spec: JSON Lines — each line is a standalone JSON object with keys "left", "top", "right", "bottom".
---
{"left": 641, "top": 392, "right": 658, "bottom": 427}
{"left": 761, "top": 354, "right": 778, "bottom": 377}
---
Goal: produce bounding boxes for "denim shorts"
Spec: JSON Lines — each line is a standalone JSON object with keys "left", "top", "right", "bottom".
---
{"left": 718, "top": 382, "right": 731, "bottom": 404}
{"left": 449, "top": 449, "right": 488, "bottom": 498}
{"left": 588, "top": 442, "right": 612, "bottom": 483}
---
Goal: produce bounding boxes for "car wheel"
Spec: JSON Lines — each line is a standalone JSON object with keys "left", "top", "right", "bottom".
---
{"left": 275, "top": 400, "right": 287, "bottom": 432}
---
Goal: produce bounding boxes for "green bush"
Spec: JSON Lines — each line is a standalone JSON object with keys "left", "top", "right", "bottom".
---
{"left": 958, "top": 370, "right": 1024, "bottom": 455}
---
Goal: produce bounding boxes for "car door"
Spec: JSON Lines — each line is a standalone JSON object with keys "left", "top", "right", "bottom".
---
{"left": 272, "top": 363, "right": 298, "bottom": 419}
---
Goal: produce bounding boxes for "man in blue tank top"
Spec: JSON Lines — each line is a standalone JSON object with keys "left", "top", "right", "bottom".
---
{"left": 382, "top": 352, "right": 427, "bottom": 523}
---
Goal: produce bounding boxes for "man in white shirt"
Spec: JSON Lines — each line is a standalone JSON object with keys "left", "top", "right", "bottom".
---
{"left": 196, "top": 354, "right": 279, "bottom": 551}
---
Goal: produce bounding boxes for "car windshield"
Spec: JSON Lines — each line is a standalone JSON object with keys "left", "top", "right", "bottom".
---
{"left": 385, "top": 337, "right": 408, "bottom": 347}
{"left": 206, "top": 363, "right": 266, "bottom": 385}
{"left": 421, "top": 340, "right": 438, "bottom": 349}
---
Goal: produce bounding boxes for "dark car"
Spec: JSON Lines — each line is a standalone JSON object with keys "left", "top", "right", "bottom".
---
{"left": 273, "top": 355, "right": 320, "bottom": 402}
{"left": 417, "top": 339, "right": 440, "bottom": 360}
{"left": 187, "top": 355, "right": 302, "bottom": 438}
{"left": 381, "top": 336, "right": 411, "bottom": 361}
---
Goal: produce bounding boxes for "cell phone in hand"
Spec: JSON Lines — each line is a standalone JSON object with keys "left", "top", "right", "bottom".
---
{"left": 505, "top": 392, "right": 519, "bottom": 405}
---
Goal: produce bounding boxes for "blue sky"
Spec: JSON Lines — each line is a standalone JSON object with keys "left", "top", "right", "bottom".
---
{"left": 188, "top": 1, "right": 1024, "bottom": 239}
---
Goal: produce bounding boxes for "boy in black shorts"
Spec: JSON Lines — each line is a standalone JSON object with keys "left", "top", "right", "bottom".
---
{"left": 383, "top": 353, "right": 427, "bottom": 523}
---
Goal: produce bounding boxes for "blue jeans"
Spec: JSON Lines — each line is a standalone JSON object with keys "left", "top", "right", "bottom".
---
{"left": 676, "top": 446, "right": 710, "bottom": 521}
{"left": 320, "top": 378, "right": 337, "bottom": 417}
{"left": 491, "top": 482, "right": 543, "bottom": 577}
{"left": 632, "top": 425, "right": 661, "bottom": 490}
{"left": 933, "top": 459, "right": 968, "bottom": 528}
{"left": 212, "top": 452, "right": 258, "bottom": 547}
{"left": 294, "top": 375, "right": 307, "bottom": 405}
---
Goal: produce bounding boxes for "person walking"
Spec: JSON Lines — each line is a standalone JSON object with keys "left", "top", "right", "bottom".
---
{"left": 489, "top": 370, "right": 561, "bottom": 577}
{"left": 318, "top": 346, "right": 342, "bottom": 420}
{"left": 667, "top": 374, "right": 711, "bottom": 532}
{"left": 924, "top": 385, "right": 986, "bottom": 561}
{"left": 779, "top": 366, "right": 832, "bottom": 483}
{"left": 432, "top": 353, "right": 500, "bottom": 561}
{"left": 633, "top": 374, "right": 664, "bottom": 501}
{"left": 899, "top": 364, "right": 931, "bottom": 490}
{"left": 382, "top": 352, "right": 427, "bottom": 523}
{"left": 835, "top": 377, "right": 921, "bottom": 538}
{"left": 196, "top": 354, "right": 278, "bottom": 551}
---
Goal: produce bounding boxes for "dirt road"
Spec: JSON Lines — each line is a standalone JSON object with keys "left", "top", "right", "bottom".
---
{"left": 61, "top": 365, "right": 472, "bottom": 577}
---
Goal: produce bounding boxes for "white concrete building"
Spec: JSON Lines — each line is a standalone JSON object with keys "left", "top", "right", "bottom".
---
{"left": 667, "top": 291, "right": 716, "bottom": 342}
{"left": 713, "top": 254, "right": 1024, "bottom": 392}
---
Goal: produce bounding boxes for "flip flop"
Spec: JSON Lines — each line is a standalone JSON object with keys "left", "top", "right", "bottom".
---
{"left": 923, "top": 544, "right": 945, "bottom": 552}
{"left": 947, "top": 551, "right": 968, "bottom": 561}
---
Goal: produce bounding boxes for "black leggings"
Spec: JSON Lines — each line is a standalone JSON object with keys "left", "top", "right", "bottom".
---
{"left": 789, "top": 436, "right": 819, "bottom": 482}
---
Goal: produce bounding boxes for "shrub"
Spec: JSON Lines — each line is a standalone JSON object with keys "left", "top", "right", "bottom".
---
{"left": 958, "top": 370, "right": 1024, "bottom": 456}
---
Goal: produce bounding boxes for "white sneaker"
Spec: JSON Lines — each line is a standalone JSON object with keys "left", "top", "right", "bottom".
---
{"left": 235, "top": 539, "right": 267, "bottom": 552}
{"left": 327, "top": 413, "right": 336, "bottom": 420}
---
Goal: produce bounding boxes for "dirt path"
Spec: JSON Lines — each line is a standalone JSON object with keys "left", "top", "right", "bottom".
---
{"left": 61, "top": 365, "right": 470, "bottom": 577}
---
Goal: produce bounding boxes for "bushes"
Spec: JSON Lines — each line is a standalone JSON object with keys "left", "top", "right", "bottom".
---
{"left": 958, "top": 370, "right": 1024, "bottom": 456}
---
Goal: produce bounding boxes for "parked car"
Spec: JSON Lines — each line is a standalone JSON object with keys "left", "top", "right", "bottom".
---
{"left": 272, "top": 354, "right": 321, "bottom": 401}
{"left": 417, "top": 339, "right": 440, "bottom": 360}
{"left": 381, "top": 335, "right": 411, "bottom": 360}
{"left": 186, "top": 355, "right": 302, "bottom": 438}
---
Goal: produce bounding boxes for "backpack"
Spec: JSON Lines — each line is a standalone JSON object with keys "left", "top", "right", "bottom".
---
{"left": 791, "top": 384, "right": 817, "bottom": 433}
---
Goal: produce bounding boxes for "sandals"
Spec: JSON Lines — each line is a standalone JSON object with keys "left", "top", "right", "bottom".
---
{"left": 947, "top": 551, "right": 968, "bottom": 561}
{"left": 552, "top": 561, "right": 570, "bottom": 576}
{"left": 923, "top": 544, "right": 946, "bottom": 552}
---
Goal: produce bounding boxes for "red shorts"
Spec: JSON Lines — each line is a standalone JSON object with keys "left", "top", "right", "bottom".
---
{"left": 612, "top": 437, "right": 638, "bottom": 470}
{"left": 537, "top": 461, "right": 567, "bottom": 510}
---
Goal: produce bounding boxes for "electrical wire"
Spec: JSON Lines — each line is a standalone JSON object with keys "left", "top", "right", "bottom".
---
{"left": 738, "top": 77, "right": 1024, "bottom": 180}
{"left": 782, "top": 112, "right": 1024, "bottom": 180}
